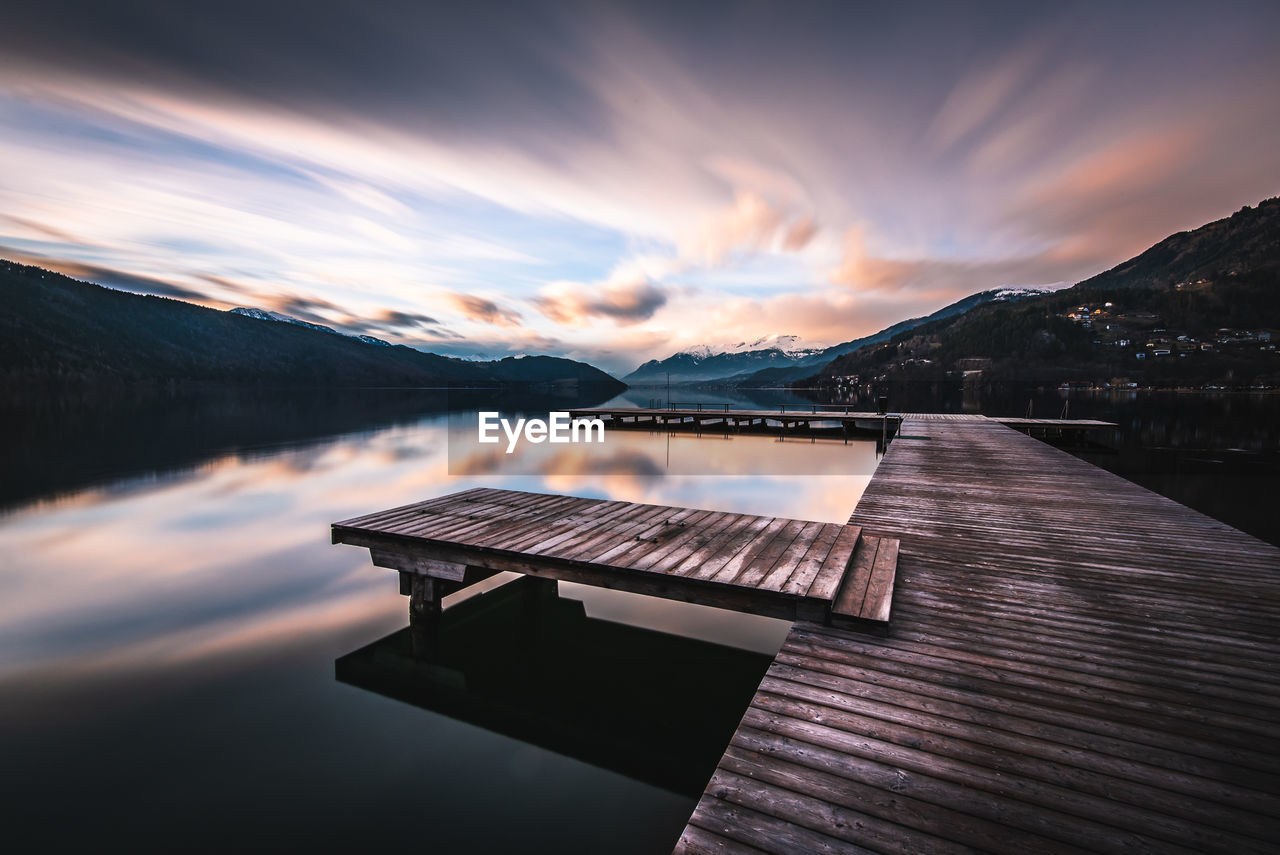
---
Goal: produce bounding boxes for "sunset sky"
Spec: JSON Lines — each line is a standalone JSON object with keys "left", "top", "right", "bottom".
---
{"left": 2, "top": 0, "right": 1278, "bottom": 374}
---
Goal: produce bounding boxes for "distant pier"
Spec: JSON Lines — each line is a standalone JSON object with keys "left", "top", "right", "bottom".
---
{"left": 567, "top": 405, "right": 1114, "bottom": 441}
{"left": 568, "top": 404, "right": 904, "bottom": 439}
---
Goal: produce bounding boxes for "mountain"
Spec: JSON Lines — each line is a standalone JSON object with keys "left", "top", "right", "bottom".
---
{"left": 0, "top": 260, "right": 625, "bottom": 394}
{"left": 624, "top": 287, "right": 1051, "bottom": 387}
{"left": 810, "top": 198, "right": 1280, "bottom": 390}
{"left": 228, "top": 306, "right": 394, "bottom": 346}
{"left": 1073, "top": 199, "right": 1280, "bottom": 291}
{"left": 678, "top": 334, "right": 824, "bottom": 362}
{"left": 622, "top": 334, "right": 824, "bottom": 385}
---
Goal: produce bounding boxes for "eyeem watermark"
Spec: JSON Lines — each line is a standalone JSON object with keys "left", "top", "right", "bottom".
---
{"left": 478, "top": 411, "right": 606, "bottom": 454}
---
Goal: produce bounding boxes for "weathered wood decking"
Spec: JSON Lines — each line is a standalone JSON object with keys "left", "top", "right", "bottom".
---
{"left": 570, "top": 406, "right": 1113, "bottom": 436}
{"left": 332, "top": 488, "right": 897, "bottom": 626}
{"left": 991, "top": 416, "right": 1115, "bottom": 429}
{"left": 677, "top": 415, "right": 1280, "bottom": 854}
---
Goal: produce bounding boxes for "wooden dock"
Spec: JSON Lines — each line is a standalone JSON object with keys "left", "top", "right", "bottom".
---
{"left": 569, "top": 406, "right": 1114, "bottom": 438}
{"left": 991, "top": 416, "right": 1115, "bottom": 429}
{"left": 332, "top": 488, "right": 899, "bottom": 628}
{"left": 569, "top": 406, "right": 902, "bottom": 436}
{"left": 676, "top": 415, "right": 1280, "bottom": 854}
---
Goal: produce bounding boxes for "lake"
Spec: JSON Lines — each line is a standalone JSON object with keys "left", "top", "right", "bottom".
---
{"left": 2, "top": 385, "right": 1274, "bottom": 852}
{"left": 0, "top": 389, "right": 877, "bottom": 853}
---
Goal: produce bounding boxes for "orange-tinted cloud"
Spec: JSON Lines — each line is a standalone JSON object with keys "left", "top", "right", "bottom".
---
{"left": 0, "top": 249, "right": 204, "bottom": 300}
{"left": 829, "top": 226, "right": 923, "bottom": 292}
{"left": 449, "top": 293, "right": 523, "bottom": 327}
{"left": 682, "top": 191, "right": 818, "bottom": 264}
{"left": 534, "top": 275, "right": 667, "bottom": 327}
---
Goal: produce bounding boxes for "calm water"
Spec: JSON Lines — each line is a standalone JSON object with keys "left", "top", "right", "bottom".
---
{"left": 4, "top": 386, "right": 1273, "bottom": 853}
{"left": 0, "top": 390, "right": 877, "bottom": 853}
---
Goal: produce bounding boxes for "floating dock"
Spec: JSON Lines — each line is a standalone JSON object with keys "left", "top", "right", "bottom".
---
{"left": 676, "top": 415, "right": 1280, "bottom": 854}
{"left": 332, "top": 487, "right": 899, "bottom": 629}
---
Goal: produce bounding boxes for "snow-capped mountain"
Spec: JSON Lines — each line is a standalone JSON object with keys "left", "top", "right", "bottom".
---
{"left": 625, "top": 334, "right": 826, "bottom": 384}
{"left": 678, "top": 334, "right": 825, "bottom": 361}
{"left": 992, "top": 286, "right": 1058, "bottom": 301}
{"left": 229, "top": 307, "right": 392, "bottom": 346}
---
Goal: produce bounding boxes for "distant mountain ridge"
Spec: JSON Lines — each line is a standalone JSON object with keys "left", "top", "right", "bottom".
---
{"left": 625, "top": 287, "right": 1052, "bottom": 387}
{"left": 811, "top": 197, "right": 1280, "bottom": 389}
{"left": 677, "top": 334, "right": 824, "bottom": 362}
{"left": 0, "top": 260, "right": 625, "bottom": 394}
{"left": 1074, "top": 198, "right": 1280, "bottom": 291}
{"left": 623, "top": 334, "right": 823, "bottom": 385}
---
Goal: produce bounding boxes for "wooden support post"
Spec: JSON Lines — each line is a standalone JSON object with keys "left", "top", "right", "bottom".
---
{"left": 407, "top": 573, "right": 444, "bottom": 660}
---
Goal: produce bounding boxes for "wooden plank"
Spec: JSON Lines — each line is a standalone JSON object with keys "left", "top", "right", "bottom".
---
{"left": 805, "top": 524, "right": 862, "bottom": 602}
{"left": 686, "top": 789, "right": 877, "bottom": 855}
{"left": 708, "top": 518, "right": 792, "bottom": 585}
{"left": 859, "top": 537, "right": 899, "bottom": 622}
{"left": 829, "top": 535, "right": 878, "bottom": 617}
{"left": 757, "top": 521, "right": 826, "bottom": 592}
{"left": 660, "top": 513, "right": 753, "bottom": 577}
{"left": 779, "top": 522, "right": 843, "bottom": 595}
{"left": 672, "top": 824, "right": 769, "bottom": 855}
{"left": 688, "top": 515, "right": 778, "bottom": 580}
{"left": 732, "top": 519, "right": 809, "bottom": 589}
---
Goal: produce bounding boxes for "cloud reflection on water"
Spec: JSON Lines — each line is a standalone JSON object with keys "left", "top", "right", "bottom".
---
{"left": 0, "top": 412, "right": 875, "bottom": 689}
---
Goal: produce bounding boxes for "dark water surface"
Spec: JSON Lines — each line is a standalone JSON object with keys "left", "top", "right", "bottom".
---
{"left": 0, "top": 389, "right": 877, "bottom": 853}
{"left": 3, "top": 386, "right": 1274, "bottom": 853}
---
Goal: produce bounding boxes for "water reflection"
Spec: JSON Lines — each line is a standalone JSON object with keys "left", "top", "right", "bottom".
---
{"left": 337, "top": 576, "right": 774, "bottom": 796}
{"left": 0, "top": 390, "right": 872, "bottom": 853}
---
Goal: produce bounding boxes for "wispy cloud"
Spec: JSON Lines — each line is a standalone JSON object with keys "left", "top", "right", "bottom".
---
{"left": 0, "top": 1, "right": 1276, "bottom": 371}
{"left": 449, "top": 293, "right": 523, "bottom": 327}
{"left": 534, "top": 272, "right": 668, "bottom": 327}
{"left": 1, "top": 248, "right": 204, "bottom": 300}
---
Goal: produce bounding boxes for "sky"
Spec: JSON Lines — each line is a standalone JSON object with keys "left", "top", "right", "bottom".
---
{"left": 1, "top": 0, "right": 1278, "bottom": 375}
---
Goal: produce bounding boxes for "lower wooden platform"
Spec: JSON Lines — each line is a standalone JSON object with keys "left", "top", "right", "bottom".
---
{"left": 333, "top": 487, "right": 898, "bottom": 626}
{"left": 676, "top": 415, "right": 1280, "bottom": 854}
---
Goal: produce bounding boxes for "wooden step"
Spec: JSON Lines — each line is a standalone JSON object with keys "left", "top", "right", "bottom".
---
{"left": 828, "top": 533, "right": 899, "bottom": 632}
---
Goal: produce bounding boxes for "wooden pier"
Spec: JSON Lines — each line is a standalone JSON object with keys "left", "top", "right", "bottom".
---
{"left": 676, "top": 415, "right": 1280, "bottom": 854}
{"left": 332, "top": 488, "right": 899, "bottom": 629}
{"left": 569, "top": 406, "right": 1114, "bottom": 439}
{"left": 569, "top": 405, "right": 903, "bottom": 436}
{"left": 330, "top": 411, "right": 1279, "bottom": 853}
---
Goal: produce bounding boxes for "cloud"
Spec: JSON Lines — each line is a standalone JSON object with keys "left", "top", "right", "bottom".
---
{"left": 782, "top": 216, "right": 818, "bottom": 252}
{"left": 534, "top": 274, "right": 667, "bottom": 327}
{"left": 701, "top": 289, "right": 941, "bottom": 350}
{"left": 260, "top": 293, "right": 351, "bottom": 326}
{"left": 449, "top": 293, "right": 523, "bottom": 327}
{"left": 681, "top": 191, "right": 818, "bottom": 265}
{"left": 829, "top": 227, "right": 924, "bottom": 292}
{"left": 194, "top": 273, "right": 251, "bottom": 295}
{"left": 371, "top": 308, "right": 439, "bottom": 330}
{"left": 0, "top": 1, "right": 1278, "bottom": 373}
{"left": 929, "top": 40, "right": 1046, "bottom": 153}
{"left": 828, "top": 223, "right": 1103, "bottom": 298}
{"left": 0, "top": 214, "right": 84, "bottom": 245}
{"left": 1, "top": 249, "right": 204, "bottom": 300}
